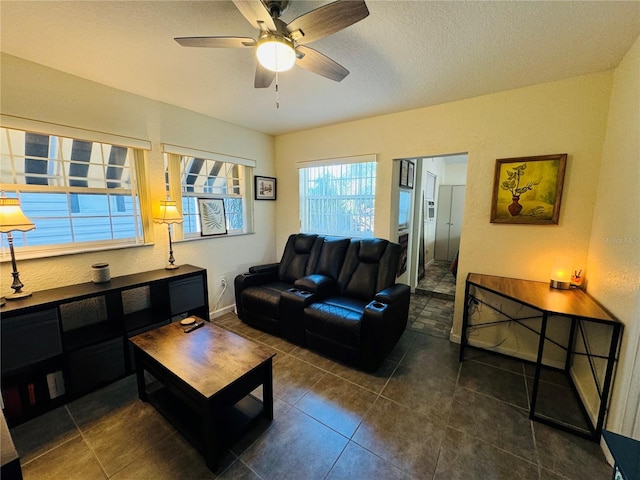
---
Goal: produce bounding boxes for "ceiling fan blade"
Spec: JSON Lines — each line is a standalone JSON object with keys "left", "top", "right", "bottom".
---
{"left": 255, "top": 63, "right": 275, "bottom": 88}
{"left": 175, "top": 36, "right": 256, "bottom": 48}
{"left": 286, "top": 0, "right": 369, "bottom": 45}
{"left": 232, "top": 0, "right": 277, "bottom": 32}
{"left": 295, "top": 45, "right": 349, "bottom": 82}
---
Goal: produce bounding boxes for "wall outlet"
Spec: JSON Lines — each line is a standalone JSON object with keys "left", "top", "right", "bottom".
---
{"left": 219, "top": 276, "right": 227, "bottom": 287}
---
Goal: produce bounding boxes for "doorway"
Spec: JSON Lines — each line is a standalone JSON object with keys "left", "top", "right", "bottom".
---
{"left": 413, "top": 154, "right": 467, "bottom": 298}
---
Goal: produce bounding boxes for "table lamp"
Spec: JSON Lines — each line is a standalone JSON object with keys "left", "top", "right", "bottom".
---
{"left": 153, "top": 199, "right": 183, "bottom": 270}
{"left": 550, "top": 255, "right": 573, "bottom": 290}
{"left": 0, "top": 194, "right": 36, "bottom": 299}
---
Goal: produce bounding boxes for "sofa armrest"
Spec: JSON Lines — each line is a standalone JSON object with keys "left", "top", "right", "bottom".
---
{"left": 234, "top": 268, "right": 280, "bottom": 320}
{"left": 375, "top": 283, "right": 410, "bottom": 304}
{"left": 248, "top": 263, "right": 279, "bottom": 275}
{"left": 360, "top": 284, "right": 410, "bottom": 371}
{"left": 294, "top": 274, "right": 338, "bottom": 297}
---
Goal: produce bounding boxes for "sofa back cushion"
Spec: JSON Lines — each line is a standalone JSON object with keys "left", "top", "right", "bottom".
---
{"left": 278, "top": 234, "right": 322, "bottom": 282}
{"left": 338, "top": 239, "right": 401, "bottom": 300}
{"left": 314, "top": 237, "right": 350, "bottom": 280}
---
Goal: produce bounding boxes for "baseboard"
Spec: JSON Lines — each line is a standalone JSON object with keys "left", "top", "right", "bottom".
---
{"left": 456, "top": 335, "right": 564, "bottom": 369}
{"left": 209, "top": 304, "right": 235, "bottom": 320}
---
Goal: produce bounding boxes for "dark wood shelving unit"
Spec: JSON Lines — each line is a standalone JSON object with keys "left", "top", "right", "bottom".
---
{"left": 1, "top": 264, "right": 209, "bottom": 427}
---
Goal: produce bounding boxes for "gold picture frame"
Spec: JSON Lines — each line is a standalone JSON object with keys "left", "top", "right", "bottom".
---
{"left": 490, "top": 154, "right": 567, "bottom": 225}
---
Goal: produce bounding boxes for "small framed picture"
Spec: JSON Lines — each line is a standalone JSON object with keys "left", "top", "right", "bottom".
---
{"left": 255, "top": 176, "right": 277, "bottom": 200}
{"left": 399, "top": 160, "right": 409, "bottom": 188}
{"left": 198, "top": 198, "right": 227, "bottom": 236}
{"left": 407, "top": 161, "right": 415, "bottom": 189}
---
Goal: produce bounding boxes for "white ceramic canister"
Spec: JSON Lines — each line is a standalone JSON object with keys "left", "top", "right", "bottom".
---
{"left": 91, "top": 263, "right": 111, "bottom": 283}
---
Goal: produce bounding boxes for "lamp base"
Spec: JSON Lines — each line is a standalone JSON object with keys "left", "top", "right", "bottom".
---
{"left": 6, "top": 290, "right": 32, "bottom": 300}
{"left": 550, "top": 280, "right": 571, "bottom": 290}
{"left": 165, "top": 264, "right": 179, "bottom": 270}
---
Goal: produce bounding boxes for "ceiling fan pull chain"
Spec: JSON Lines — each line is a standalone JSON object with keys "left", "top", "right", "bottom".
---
{"left": 275, "top": 71, "right": 280, "bottom": 109}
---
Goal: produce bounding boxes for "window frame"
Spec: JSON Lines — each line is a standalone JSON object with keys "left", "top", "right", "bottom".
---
{"left": 298, "top": 154, "right": 377, "bottom": 238}
{"left": 162, "top": 144, "right": 256, "bottom": 240}
{"left": 0, "top": 122, "right": 152, "bottom": 260}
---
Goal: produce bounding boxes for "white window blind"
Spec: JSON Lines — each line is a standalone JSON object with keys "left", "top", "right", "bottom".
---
{"left": 298, "top": 154, "right": 377, "bottom": 238}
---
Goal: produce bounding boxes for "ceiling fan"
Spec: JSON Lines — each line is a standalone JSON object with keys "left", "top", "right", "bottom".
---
{"left": 175, "top": 0, "right": 369, "bottom": 88}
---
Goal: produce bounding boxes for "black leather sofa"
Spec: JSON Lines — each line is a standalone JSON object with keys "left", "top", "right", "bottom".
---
{"left": 234, "top": 233, "right": 410, "bottom": 371}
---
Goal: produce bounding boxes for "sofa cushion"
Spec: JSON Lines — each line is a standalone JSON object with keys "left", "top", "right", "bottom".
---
{"left": 304, "top": 296, "right": 369, "bottom": 348}
{"left": 358, "top": 238, "right": 387, "bottom": 263}
{"left": 241, "top": 281, "right": 292, "bottom": 318}
{"left": 315, "top": 238, "right": 350, "bottom": 279}
{"left": 278, "top": 234, "right": 320, "bottom": 283}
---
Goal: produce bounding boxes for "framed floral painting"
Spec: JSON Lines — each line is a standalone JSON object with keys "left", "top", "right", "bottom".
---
{"left": 490, "top": 154, "right": 567, "bottom": 225}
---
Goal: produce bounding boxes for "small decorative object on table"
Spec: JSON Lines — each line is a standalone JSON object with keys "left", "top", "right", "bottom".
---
{"left": 571, "top": 269, "right": 583, "bottom": 288}
{"left": 91, "top": 263, "right": 111, "bottom": 283}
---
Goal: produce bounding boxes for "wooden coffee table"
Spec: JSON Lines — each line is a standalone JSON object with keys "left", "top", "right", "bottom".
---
{"left": 129, "top": 319, "right": 276, "bottom": 471}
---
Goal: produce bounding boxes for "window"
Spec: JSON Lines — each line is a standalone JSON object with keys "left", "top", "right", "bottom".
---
{"left": 1, "top": 127, "right": 146, "bottom": 256}
{"left": 163, "top": 145, "right": 255, "bottom": 237}
{"left": 299, "top": 155, "right": 376, "bottom": 238}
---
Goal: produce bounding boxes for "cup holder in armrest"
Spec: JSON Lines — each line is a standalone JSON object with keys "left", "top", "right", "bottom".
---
{"left": 370, "top": 301, "right": 386, "bottom": 309}
{"left": 288, "top": 288, "right": 311, "bottom": 296}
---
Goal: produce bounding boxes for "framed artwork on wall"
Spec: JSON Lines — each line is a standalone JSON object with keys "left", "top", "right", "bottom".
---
{"left": 198, "top": 198, "right": 227, "bottom": 236}
{"left": 255, "top": 176, "right": 277, "bottom": 200}
{"left": 490, "top": 153, "right": 567, "bottom": 225}
{"left": 399, "top": 160, "right": 409, "bottom": 188}
{"left": 407, "top": 161, "right": 415, "bottom": 189}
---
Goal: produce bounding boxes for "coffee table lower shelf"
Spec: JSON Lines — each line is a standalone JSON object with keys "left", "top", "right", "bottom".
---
{"left": 146, "top": 382, "right": 265, "bottom": 454}
{"left": 129, "top": 321, "right": 276, "bottom": 472}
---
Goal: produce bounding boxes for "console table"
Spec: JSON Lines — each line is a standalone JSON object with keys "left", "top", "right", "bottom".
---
{"left": 459, "top": 273, "right": 622, "bottom": 441}
{"left": 1, "top": 265, "right": 209, "bottom": 426}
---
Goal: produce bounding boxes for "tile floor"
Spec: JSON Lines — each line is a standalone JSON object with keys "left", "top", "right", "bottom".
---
{"left": 415, "top": 260, "right": 457, "bottom": 301}
{"left": 9, "top": 285, "right": 613, "bottom": 479}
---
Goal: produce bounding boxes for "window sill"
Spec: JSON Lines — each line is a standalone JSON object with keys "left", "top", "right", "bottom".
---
{"left": 0, "top": 242, "right": 154, "bottom": 263}
{"left": 175, "top": 231, "right": 255, "bottom": 243}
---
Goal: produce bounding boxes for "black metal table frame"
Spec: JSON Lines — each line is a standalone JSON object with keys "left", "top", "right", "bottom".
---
{"left": 459, "top": 279, "right": 622, "bottom": 441}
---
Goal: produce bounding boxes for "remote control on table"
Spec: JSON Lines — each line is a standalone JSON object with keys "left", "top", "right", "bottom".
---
{"left": 184, "top": 320, "right": 205, "bottom": 333}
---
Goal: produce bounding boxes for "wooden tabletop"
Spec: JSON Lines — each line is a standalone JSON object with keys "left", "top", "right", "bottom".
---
{"left": 129, "top": 320, "right": 276, "bottom": 399}
{"left": 467, "top": 273, "right": 619, "bottom": 324}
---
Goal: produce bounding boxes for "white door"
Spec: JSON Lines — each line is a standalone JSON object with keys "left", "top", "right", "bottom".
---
{"left": 434, "top": 185, "right": 465, "bottom": 261}
{"left": 448, "top": 185, "right": 466, "bottom": 260}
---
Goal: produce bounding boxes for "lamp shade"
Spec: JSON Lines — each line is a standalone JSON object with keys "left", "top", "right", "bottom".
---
{"left": 550, "top": 255, "right": 573, "bottom": 289}
{"left": 256, "top": 33, "right": 296, "bottom": 72}
{"left": 153, "top": 200, "right": 183, "bottom": 225}
{"left": 0, "top": 197, "right": 35, "bottom": 233}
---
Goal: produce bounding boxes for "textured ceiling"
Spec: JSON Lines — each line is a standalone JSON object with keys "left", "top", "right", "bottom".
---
{"left": 1, "top": 1, "right": 639, "bottom": 136}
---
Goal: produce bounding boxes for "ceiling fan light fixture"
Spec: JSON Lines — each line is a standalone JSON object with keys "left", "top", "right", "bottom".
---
{"left": 256, "top": 33, "right": 295, "bottom": 72}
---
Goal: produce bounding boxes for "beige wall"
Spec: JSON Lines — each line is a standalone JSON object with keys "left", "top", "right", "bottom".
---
{"left": 275, "top": 71, "right": 613, "bottom": 339}
{"left": 0, "top": 54, "right": 277, "bottom": 315}
{"left": 586, "top": 36, "right": 640, "bottom": 435}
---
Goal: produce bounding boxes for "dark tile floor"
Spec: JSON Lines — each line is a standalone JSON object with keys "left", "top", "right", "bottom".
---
{"left": 10, "top": 295, "right": 612, "bottom": 480}
{"left": 416, "top": 260, "right": 457, "bottom": 300}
